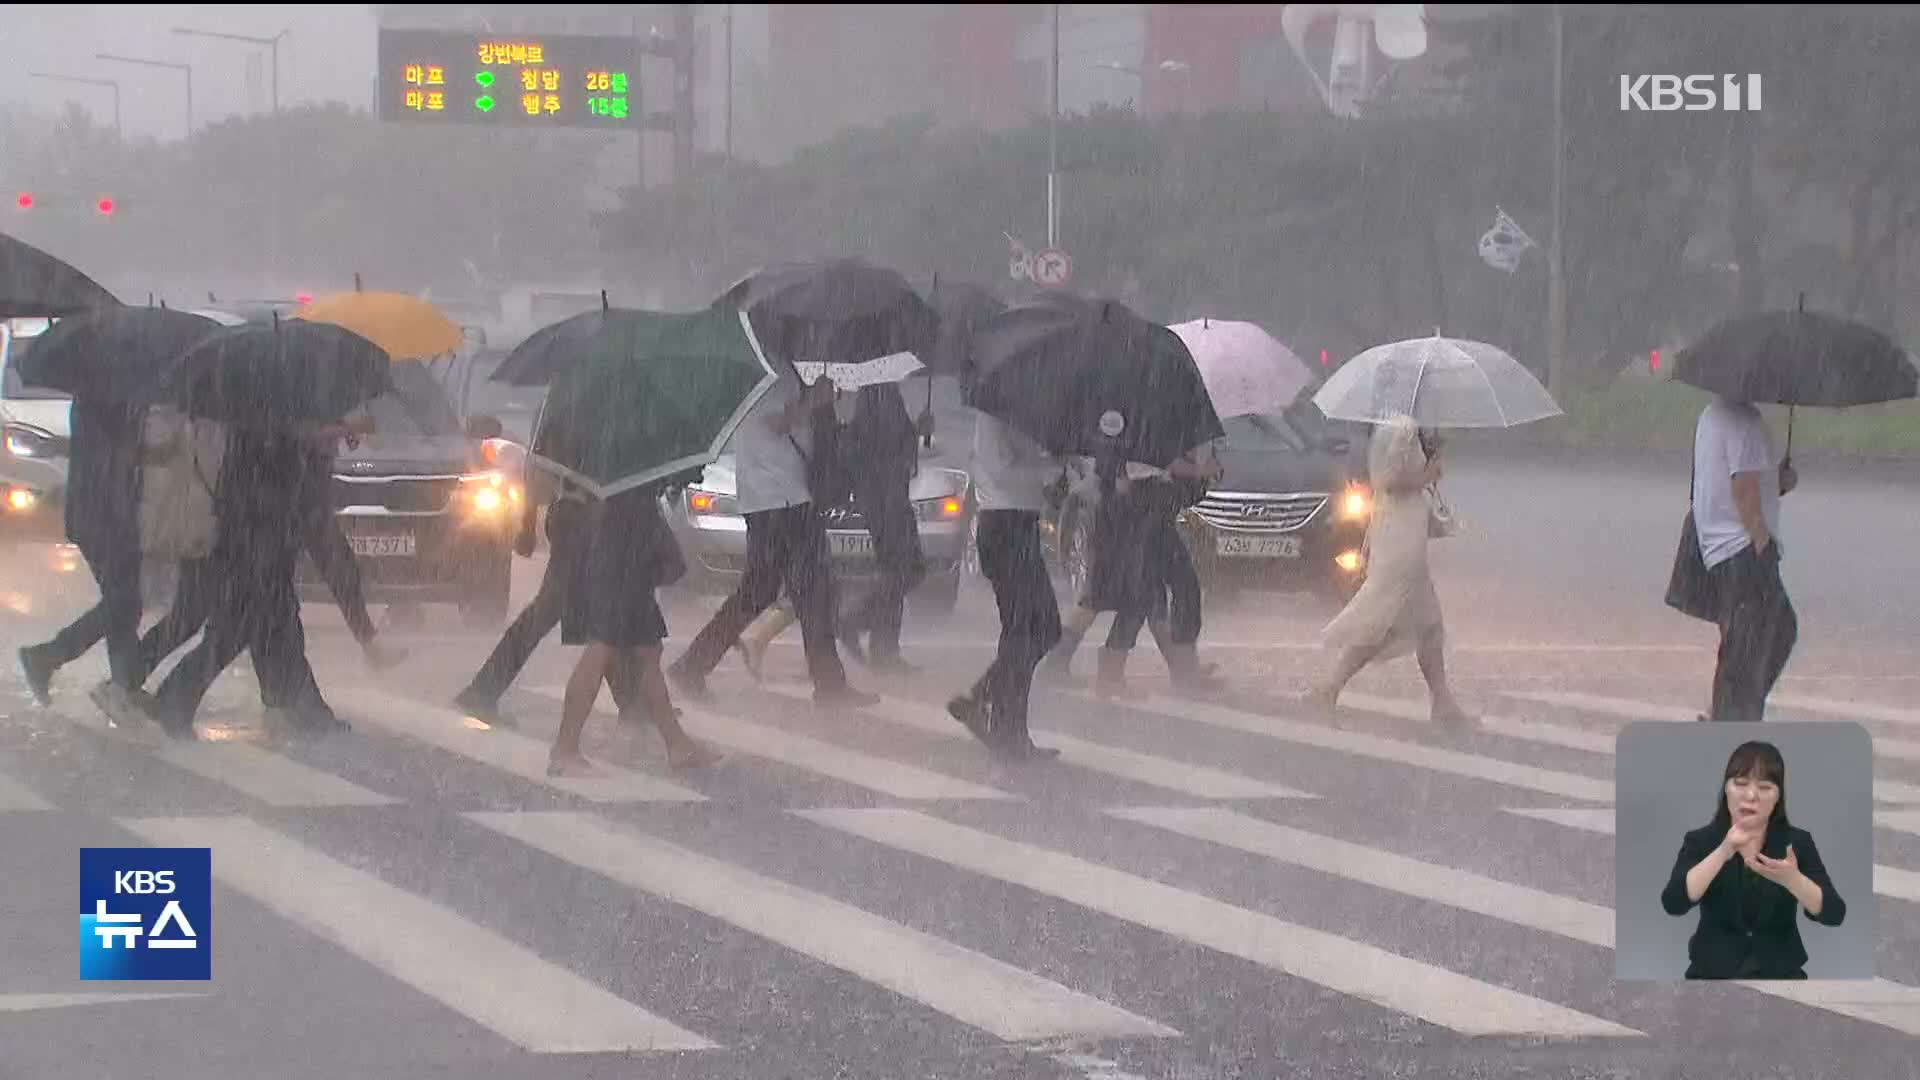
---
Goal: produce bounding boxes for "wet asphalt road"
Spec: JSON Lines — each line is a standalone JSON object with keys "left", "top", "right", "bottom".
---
{"left": 1, "top": 453, "right": 1916, "bottom": 1080}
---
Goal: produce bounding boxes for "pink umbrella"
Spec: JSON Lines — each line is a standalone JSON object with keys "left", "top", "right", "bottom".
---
{"left": 1169, "top": 319, "right": 1314, "bottom": 419}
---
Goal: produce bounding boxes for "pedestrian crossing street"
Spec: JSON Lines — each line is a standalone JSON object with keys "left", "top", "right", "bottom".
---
{"left": 4, "top": 668, "right": 1919, "bottom": 1066}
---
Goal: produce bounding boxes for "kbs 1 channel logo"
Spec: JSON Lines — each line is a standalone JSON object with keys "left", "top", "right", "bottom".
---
{"left": 79, "top": 848, "right": 211, "bottom": 981}
{"left": 1620, "top": 74, "right": 1762, "bottom": 112}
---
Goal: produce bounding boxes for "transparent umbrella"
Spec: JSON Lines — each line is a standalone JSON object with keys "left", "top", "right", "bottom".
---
{"left": 1312, "top": 332, "right": 1563, "bottom": 428}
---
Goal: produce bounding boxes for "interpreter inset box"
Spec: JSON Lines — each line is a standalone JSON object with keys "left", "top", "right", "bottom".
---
{"left": 1614, "top": 721, "right": 1876, "bottom": 981}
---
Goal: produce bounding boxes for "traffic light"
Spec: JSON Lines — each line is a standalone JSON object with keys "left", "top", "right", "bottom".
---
{"left": 95, "top": 197, "right": 115, "bottom": 216}
{"left": 14, "top": 192, "right": 32, "bottom": 210}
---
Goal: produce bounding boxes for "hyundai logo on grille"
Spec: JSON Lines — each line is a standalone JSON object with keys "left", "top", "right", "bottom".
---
{"left": 1240, "top": 504, "right": 1275, "bottom": 519}
{"left": 823, "top": 507, "right": 854, "bottom": 524}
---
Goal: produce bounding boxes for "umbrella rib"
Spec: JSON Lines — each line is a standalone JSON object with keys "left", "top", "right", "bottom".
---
{"left": 1473, "top": 349, "right": 1509, "bottom": 427}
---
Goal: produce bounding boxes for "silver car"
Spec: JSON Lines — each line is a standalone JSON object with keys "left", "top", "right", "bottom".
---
{"left": 661, "top": 453, "right": 974, "bottom": 617}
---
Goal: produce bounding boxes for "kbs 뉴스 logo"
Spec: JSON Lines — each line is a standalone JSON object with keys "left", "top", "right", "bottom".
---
{"left": 79, "top": 848, "right": 211, "bottom": 981}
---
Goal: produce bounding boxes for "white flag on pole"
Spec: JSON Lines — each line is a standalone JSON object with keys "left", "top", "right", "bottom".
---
{"left": 1478, "top": 206, "right": 1537, "bottom": 273}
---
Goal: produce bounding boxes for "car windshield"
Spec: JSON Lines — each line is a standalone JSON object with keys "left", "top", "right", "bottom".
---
{"left": 1224, "top": 411, "right": 1312, "bottom": 453}
{"left": 1, "top": 320, "right": 69, "bottom": 401}
{"left": 351, "top": 362, "right": 461, "bottom": 436}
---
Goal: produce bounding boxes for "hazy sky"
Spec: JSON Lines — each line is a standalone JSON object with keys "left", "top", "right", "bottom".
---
{"left": 0, "top": 5, "right": 379, "bottom": 139}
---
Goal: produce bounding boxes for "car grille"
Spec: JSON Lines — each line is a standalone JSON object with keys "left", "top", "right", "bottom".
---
{"left": 1190, "top": 491, "right": 1327, "bottom": 533}
{"left": 330, "top": 476, "right": 460, "bottom": 514}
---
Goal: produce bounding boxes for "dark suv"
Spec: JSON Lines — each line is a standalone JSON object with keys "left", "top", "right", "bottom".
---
{"left": 1049, "top": 400, "right": 1372, "bottom": 602}
{"left": 296, "top": 361, "right": 521, "bottom": 626}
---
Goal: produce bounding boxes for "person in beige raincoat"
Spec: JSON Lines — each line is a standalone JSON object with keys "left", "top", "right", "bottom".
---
{"left": 1305, "top": 414, "right": 1475, "bottom": 729}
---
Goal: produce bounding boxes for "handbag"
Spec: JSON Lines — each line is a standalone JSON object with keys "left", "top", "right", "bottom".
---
{"left": 1664, "top": 460, "right": 1718, "bottom": 622}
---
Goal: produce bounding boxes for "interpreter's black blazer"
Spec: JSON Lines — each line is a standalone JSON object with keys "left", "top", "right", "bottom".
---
{"left": 1660, "top": 823, "right": 1846, "bottom": 979}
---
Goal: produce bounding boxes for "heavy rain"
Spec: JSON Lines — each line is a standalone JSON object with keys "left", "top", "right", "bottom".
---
{"left": 2, "top": 5, "right": 1918, "bottom": 1079}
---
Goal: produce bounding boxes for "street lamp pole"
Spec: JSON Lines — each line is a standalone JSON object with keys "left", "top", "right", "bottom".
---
{"left": 96, "top": 54, "right": 194, "bottom": 137}
{"left": 173, "top": 26, "right": 291, "bottom": 284}
{"left": 1547, "top": 4, "right": 1568, "bottom": 399}
{"left": 171, "top": 26, "right": 286, "bottom": 113}
{"left": 1048, "top": 3, "right": 1060, "bottom": 249}
{"left": 27, "top": 72, "right": 122, "bottom": 139}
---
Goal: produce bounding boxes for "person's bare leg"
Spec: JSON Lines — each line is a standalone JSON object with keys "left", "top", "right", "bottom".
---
{"left": 1304, "top": 644, "right": 1380, "bottom": 721}
{"left": 635, "top": 646, "right": 721, "bottom": 769}
{"left": 1416, "top": 623, "right": 1475, "bottom": 728}
{"left": 550, "top": 642, "right": 611, "bottom": 775}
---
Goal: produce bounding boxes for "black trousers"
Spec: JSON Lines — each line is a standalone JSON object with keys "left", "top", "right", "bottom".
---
{"left": 839, "top": 475, "right": 925, "bottom": 660}
{"left": 678, "top": 503, "right": 847, "bottom": 690}
{"left": 303, "top": 508, "right": 377, "bottom": 645}
{"left": 149, "top": 547, "right": 324, "bottom": 725}
{"left": 1707, "top": 545, "right": 1798, "bottom": 723}
{"left": 1164, "top": 525, "right": 1203, "bottom": 645}
{"left": 968, "top": 511, "right": 1061, "bottom": 731}
{"left": 137, "top": 513, "right": 376, "bottom": 694}
{"left": 463, "top": 501, "right": 638, "bottom": 708}
{"left": 25, "top": 537, "right": 143, "bottom": 689}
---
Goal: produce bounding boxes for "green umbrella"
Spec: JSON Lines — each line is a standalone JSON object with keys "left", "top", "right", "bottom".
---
{"left": 527, "top": 305, "right": 780, "bottom": 498}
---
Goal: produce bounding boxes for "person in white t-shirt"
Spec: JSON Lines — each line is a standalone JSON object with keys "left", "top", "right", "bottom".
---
{"left": 944, "top": 412, "right": 1066, "bottom": 761}
{"left": 668, "top": 374, "right": 879, "bottom": 709}
{"left": 1692, "top": 396, "right": 1799, "bottom": 722}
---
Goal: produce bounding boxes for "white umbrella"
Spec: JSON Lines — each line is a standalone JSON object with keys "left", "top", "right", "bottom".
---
{"left": 1312, "top": 332, "right": 1563, "bottom": 428}
{"left": 794, "top": 350, "right": 925, "bottom": 390}
{"left": 1169, "top": 319, "right": 1314, "bottom": 419}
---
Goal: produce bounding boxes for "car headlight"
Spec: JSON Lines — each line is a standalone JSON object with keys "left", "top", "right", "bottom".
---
{"left": 5, "top": 487, "right": 36, "bottom": 512}
{"left": 4, "top": 423, "right": 62, "bottom": 459}
{"left": 1338, "top": 486, "right": 1372, "bottom": 521}
{"left": 685, "top": 487, "right": 739, "bottom": 517}
{"left": 459, "top": 471, "right": 522, "bottom": 515}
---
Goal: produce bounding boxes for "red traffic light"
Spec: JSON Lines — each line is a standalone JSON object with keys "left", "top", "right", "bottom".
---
{"left": 95, "top": 197, "right": 115, "bottom": 216}
{"left": 14, "top": 193, "right": 32, "bottom": 210}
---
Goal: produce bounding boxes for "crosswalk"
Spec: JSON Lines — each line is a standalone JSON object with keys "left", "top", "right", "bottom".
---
{"left": 4, "top": 669, "right": 1919, "bottom": 1062}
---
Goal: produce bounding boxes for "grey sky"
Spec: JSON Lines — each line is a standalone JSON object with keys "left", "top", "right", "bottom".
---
{"left": 0, "top": 4, "right": 377, "bottom": 139}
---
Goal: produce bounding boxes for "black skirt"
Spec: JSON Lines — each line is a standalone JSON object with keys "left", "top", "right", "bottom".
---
{"left": 561, "top": 495, "right": 671, "bottom": 648}
{"left": 1081, "top": 487, "right": 1174, "bottom": 614}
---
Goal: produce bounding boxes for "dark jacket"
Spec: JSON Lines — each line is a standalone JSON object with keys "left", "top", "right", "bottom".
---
{"left": 841, "top": 384, "right": 918, "bottom": 487}
{"left": 1660, "top": 822, "right": 1846, "bottom": 979}
{"left": 63, "top": 398, "right": 143, "bottom": 551}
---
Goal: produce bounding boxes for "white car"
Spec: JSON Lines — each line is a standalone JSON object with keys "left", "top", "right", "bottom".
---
{"left": 0, "top": 316, "right": 70, "bottom": 524}
{"left": 661, "top": 453, "right": 975, "bottom": 617}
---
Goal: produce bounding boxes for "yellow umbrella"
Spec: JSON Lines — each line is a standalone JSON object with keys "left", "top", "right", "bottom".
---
{"left": 293, "top": 291, "right": 464, "bottom": 360}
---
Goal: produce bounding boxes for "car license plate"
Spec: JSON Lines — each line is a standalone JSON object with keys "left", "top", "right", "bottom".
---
{"left": 1217, "top": 534, "right": 1301, "bottom": 559}
{"left": 830, "top": 533, "right": 875, "bottom": 557}
{"left": 349, "top": 534, "right": 416, "bottom": 558}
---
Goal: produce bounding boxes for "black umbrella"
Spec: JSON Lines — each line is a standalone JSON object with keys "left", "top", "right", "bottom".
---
{"left": 167, "top": 316, "right": 391, "bottom": 428}
{"left": 14, "top": 307, "right": 221, "bottom": 405}
{"left": 1672, "top": 298, "right": 1918, "bottom": 461}
{"left": 965, "top": 292, "right": 1225, "bottom": 467}
{"left": 723, "top": 258, "right": 939, "bottom": 383}
{"left": 1672, "top": 303, "right": 1917, "bottom": 409}
{"left": 0, "top": 232, "right": 121, "bottom": 319}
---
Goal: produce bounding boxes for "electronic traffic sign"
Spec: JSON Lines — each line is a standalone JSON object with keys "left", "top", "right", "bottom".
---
{"left": 376, "top": 29, "right": 642, "bottom": 129}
